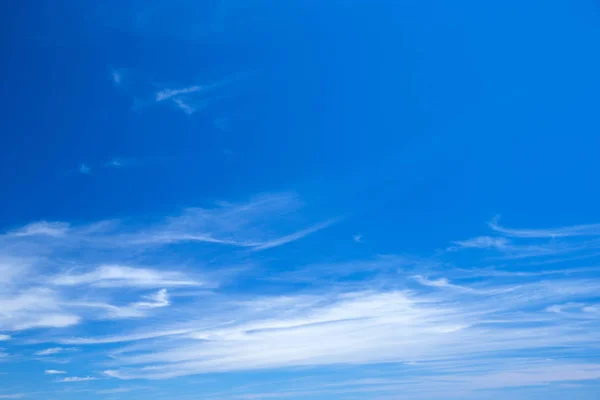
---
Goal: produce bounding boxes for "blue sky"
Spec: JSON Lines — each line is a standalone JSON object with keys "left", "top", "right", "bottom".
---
{"left": 1, "top": 1, "right": 600, "bottom": 399}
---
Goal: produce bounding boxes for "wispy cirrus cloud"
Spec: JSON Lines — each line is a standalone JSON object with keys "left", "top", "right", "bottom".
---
{"left": 490, "top": 216, "right": 600, "bottom": 238}
{"left": 42, "top": 219, "right": 592, "bottom": 391}
{"left": 58, "top": 376, "right": 98, "bottom": 383}
{"left": 131, "top": 289, "right": 169, "bottom": 309}
{"left": 3, "top": 195, "right": 600, "bottom": 397}
{"left": 155, "top": 86, "right": 203, "bottom": 102}
{"left": 109, "top": 64, "right": 243, "bottom": 115}
{"left": 154, "top": 80, "right": 237, "bottom": 115}
{"left": 44, "top": 369, "right": 67, "bottom": 375}
{"left": 207, "top": 360, "right": 600, "bottom": 399}
{"left": 0, "top": 288, "right": 80, "bottom": 331}
{"left": 36, "top": 347, "right": 76, "bottom": 356}
{"left": 449, "top": 235, "right": 510, "bottom": 250}
{"left": 50, "top": 266, "right": 201, "bottom": 288}
{"left": 98, "top": 271, "right": 600, "bottom": 380}
{"left": 69, "top": 289, "right": 172, "bottom": 320}
{"left": 8, "top": 221, "right": 69, "bottom": 238}
{"left": 450, "top": 218, "right": 600, "bottom": 259}
{"left": 0, "top": 193, "right": 331, "bottom": 335}
{"left": 59, "top": 329, "right": 195, "bottom": 345}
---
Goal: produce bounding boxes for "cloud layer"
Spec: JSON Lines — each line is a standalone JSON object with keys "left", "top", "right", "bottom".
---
{"left": 2, "top": 194, "right": 600, "bottom": 398}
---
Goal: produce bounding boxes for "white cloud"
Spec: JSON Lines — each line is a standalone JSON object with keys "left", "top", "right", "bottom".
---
{"left": 0, "top": 335, "right": 10, "bottom": 341}
{"left": 15, "top": 314, "right": 80, "bottom": 331}
{"left": 490, "top": 216, "right": 600, "bottom": 238}
{"left": 36, "top": 347, "right": 76, "bottom": 356}
{"left": 172, "top": 98, "right": 195, "bottom": 115}
{"left": 132, "top": 289, "right": 169, "bottom": 309}
{"left": 449, "top": 219, "right": 600, "bottom": 259}
{"left": 412, "top": 275, "right": 474, "bottom": 293}
{"left": 155, "top": 85, "right": 203, "bottom": 102}
{"left": 0, "top": 288, "right": 80, "bottom": 331}
{"left": 0, "top": 395, "right": 25, "bottom": 399}
{"left": 2, "top": 193, "right": 330, "bottom": 259}
{"left": 250, "top": 219, "right": 338, "bottom": 251}
{"left": 45, "top": 369, "right": 67, "bottom": 375}
{"left": 450, "top": 236, "right": 510, "bottom": 250}
{"left": 50, "top": 265, "right": 201, "bottom": 288}
{"left": 126, "top": 193, "right": 334, "bottom": 250}
{"left": 69, "top": 289, "right": 172, "bottom": 320}
{"left": 60, "top": 329, "right": 195, "bottom": 345}
{"left": 4, "top": 197, "right": 600, "bottom": 397}
{"left": 200, "top": 361, "right": 600, "bottom": 399}
{"left": 58, "top": 376, "right": 98, "bottom": 383}
{"left": 150, "top": 74, "right": 242, "bottom": 115}
{"left": 8, "top": 221, "right": 69, "bottom": 238}
{"left": 99, "top": 278, "right": 599, "bottom": 379}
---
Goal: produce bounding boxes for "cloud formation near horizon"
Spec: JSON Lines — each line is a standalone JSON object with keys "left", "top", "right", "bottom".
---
{"left": 2, "top": 194, "right": 600, "bottom": 398}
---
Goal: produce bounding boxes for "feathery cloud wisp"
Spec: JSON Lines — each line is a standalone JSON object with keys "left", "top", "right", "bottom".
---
{"left": 35, "top": 347, "right": 76, "bottom": 356}
{"left": 58, "top": 376, "right": 98, "bottom": 383}
{"left": 489, "top": 216, "right": 600, "bottom": 238}
{"left": 4, "top": 193, "right": 600, "bottom": 397}
{"left": 132, "top": 289, "right": 169, "bottom": 309}
{"left": 155, "top": 86, "right": 203, "bottom": 102}
{"left": 8, "top": 221, "right": 69, "bottom": 238}
{"left": 450, "top": 236, "right": 509, "bottom": 250}
{"left": 50, "top": 265, "right": 201, "bottom": 288}
{"left": 45, "top": 370, "right": 67, "bottom": 375}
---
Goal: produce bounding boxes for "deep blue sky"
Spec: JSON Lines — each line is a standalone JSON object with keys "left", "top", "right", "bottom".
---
{"left": 1, "top": 1, "right": 600, "bottom": 399}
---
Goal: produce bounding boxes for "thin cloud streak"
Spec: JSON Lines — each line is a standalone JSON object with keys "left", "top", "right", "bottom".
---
{"left": 490, "top": 217, "right": 600, "bottom": 238}
{"left": 50, "top": 265, "right": 202, "bottom": 288}
{"left": 35, "top": 347, "right": 76, "bottom": 356}
{"left": 155, "top": 86, "right": 203, "bottom": 102}
{"left": 451, "top": 219, "right": 600, "bottom": 259}
{"left": 250, "top": 219, "right": 339, "bottom": 251}
{"left": 59, "top": 329, "right": 195, "bottom": 345}
{"left": 58, "top": 376, "right": 98, "bottom": 383}
{"left": 44, "top": 369, "right": 67, "bottom": 375}
{"left": 100, "top": 274, "right": 600, "bottom": 379}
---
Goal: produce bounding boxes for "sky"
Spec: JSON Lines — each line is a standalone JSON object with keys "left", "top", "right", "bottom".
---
{"left": 1, "top": 0, "right": 600, "bottom": 399}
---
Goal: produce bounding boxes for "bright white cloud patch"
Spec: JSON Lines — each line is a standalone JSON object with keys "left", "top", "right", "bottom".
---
{"left": 100, "top": 275, "right": 600, "bottom": 379}
{"left": 2, "top": 194, "right": 600, "bottom": 398}
{"left": 36, "top": 347, "right": 75, "bottom": 356}
{"left": 58, "top": 376, "right": 98, "bottom": 382}
{"left": 0, "top": 288, "right": 80, "bottom": 331}
{"left": 50, "top": 265, "right": 200, "bottom": 288}
{"left": 44, "top": 369, "right": 67, "bottom": 375}
{"left": 8, "top": 221, "right": 69, "bottom": 238}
